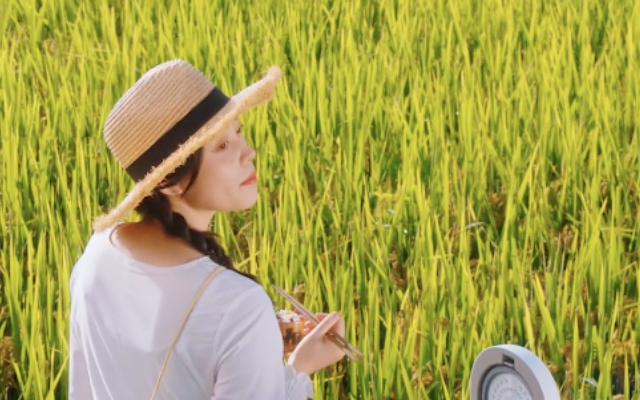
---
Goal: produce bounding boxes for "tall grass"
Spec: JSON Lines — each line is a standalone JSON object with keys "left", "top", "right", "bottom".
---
{"left": 0, "top": 0, "right": 639, "bottom": 398}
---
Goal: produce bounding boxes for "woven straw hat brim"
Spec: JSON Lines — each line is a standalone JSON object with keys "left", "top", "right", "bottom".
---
{"left": 92, "top": 66, "right": 283, "bottom": 232}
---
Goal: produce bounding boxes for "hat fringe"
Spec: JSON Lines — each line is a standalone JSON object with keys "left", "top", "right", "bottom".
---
{"left": 92, "top": 66, "right": 282, "bottom": 233}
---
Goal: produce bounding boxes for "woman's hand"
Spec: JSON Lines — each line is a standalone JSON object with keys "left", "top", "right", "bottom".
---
{"left": 287, "top": 312, "right": 346, "bottom": 375}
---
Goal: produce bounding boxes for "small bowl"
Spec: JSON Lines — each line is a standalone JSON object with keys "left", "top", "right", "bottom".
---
{"left": 276, "top": 309, "right": 306, "bottom": 358}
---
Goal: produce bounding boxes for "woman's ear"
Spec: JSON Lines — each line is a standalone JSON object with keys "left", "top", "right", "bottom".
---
{"left": 158, "top": 185, "right": 183, "bottom": 198}
{"left": 158, "top": 180, "right": 188, "bottom": 198}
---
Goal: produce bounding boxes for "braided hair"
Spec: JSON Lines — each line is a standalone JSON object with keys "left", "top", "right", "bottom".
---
{"left": 134, "top": 148, "right": 258, "bottom": 282}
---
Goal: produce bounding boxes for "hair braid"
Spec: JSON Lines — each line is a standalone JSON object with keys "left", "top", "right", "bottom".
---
{"left": 137, "top": 190, "right": 258, "bottom": 282}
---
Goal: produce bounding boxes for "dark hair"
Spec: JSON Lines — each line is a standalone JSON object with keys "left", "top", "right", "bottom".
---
{"left": 134, "top": 148, "right": 258, "bottom": 282}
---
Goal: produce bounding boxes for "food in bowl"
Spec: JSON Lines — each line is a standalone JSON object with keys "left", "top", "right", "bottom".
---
{"left": 276, "top": 309, "right": 306, "bottom": 358}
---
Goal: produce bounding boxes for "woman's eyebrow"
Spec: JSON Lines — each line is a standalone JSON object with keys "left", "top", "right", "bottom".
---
{"left": 212, "top": 122, "right": 241, "bottom": 145}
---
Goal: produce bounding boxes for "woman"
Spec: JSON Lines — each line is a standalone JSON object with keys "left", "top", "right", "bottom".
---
{"left": 68, "top": 59, "right": 346, "bottom": 400}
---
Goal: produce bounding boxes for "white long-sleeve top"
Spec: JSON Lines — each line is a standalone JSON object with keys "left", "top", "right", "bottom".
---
{"left": 68, "top": 226, "right": 314, "bottom": 400}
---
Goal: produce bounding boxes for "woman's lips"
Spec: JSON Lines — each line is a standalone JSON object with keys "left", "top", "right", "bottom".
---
{"left": 240, "top": 173, "right": 258, "bottom": 186}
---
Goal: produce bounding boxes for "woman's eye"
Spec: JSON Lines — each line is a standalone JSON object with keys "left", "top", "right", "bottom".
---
{"left": 219, "top": 141, "right": 228, "bottom": 150}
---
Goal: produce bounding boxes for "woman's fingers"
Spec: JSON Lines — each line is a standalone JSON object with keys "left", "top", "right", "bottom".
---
{"left": 303, "top": 313, "right": 334, "bottom": 334}
{"left": 305, "top": 313, "right": 329, "bottom": 326}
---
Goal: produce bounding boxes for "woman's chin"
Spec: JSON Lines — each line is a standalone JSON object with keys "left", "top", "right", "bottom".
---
{"left": 235, "top": 191, "right": 259, "bottom": 211}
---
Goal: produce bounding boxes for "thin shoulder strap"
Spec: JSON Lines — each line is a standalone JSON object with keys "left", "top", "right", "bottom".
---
{"left": 150, "top": 265, "right": 226, "bottom": 400}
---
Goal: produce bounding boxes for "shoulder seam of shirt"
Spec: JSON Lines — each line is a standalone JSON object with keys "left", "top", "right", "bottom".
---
{"left": 210, "top": 282, "right": 272, "bottom": 372}
{"left": 213, "top": 282, "right": 268, "bottom": 335}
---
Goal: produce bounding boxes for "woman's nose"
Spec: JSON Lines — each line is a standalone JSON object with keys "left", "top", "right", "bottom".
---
{"left": 242, "top": 145, "right": 256, "bottom": 165}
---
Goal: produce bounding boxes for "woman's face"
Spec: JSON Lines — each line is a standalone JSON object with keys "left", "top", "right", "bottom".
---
{"left": 171, "top": 118, "right": 259, "bottom": 216}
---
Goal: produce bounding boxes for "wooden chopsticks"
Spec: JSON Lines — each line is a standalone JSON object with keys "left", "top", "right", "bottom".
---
{"left": 272, "top": 284, "right": 364, "bottom": 362}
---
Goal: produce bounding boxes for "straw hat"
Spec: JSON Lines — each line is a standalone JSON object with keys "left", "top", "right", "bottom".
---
{"left": 92, "top": 59, "right": 282, "bottom": 232}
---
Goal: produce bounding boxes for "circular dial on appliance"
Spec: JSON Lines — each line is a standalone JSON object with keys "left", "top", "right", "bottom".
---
{"left": 470, "top": 345, "right": 561, "bottom": 400}
{"left": 482, "top": 366, "right": 534, "bottom": 400}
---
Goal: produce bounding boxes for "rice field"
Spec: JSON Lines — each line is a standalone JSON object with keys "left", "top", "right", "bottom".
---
{"left": 1, "top": 0, "right": 639, "bottom": 398}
